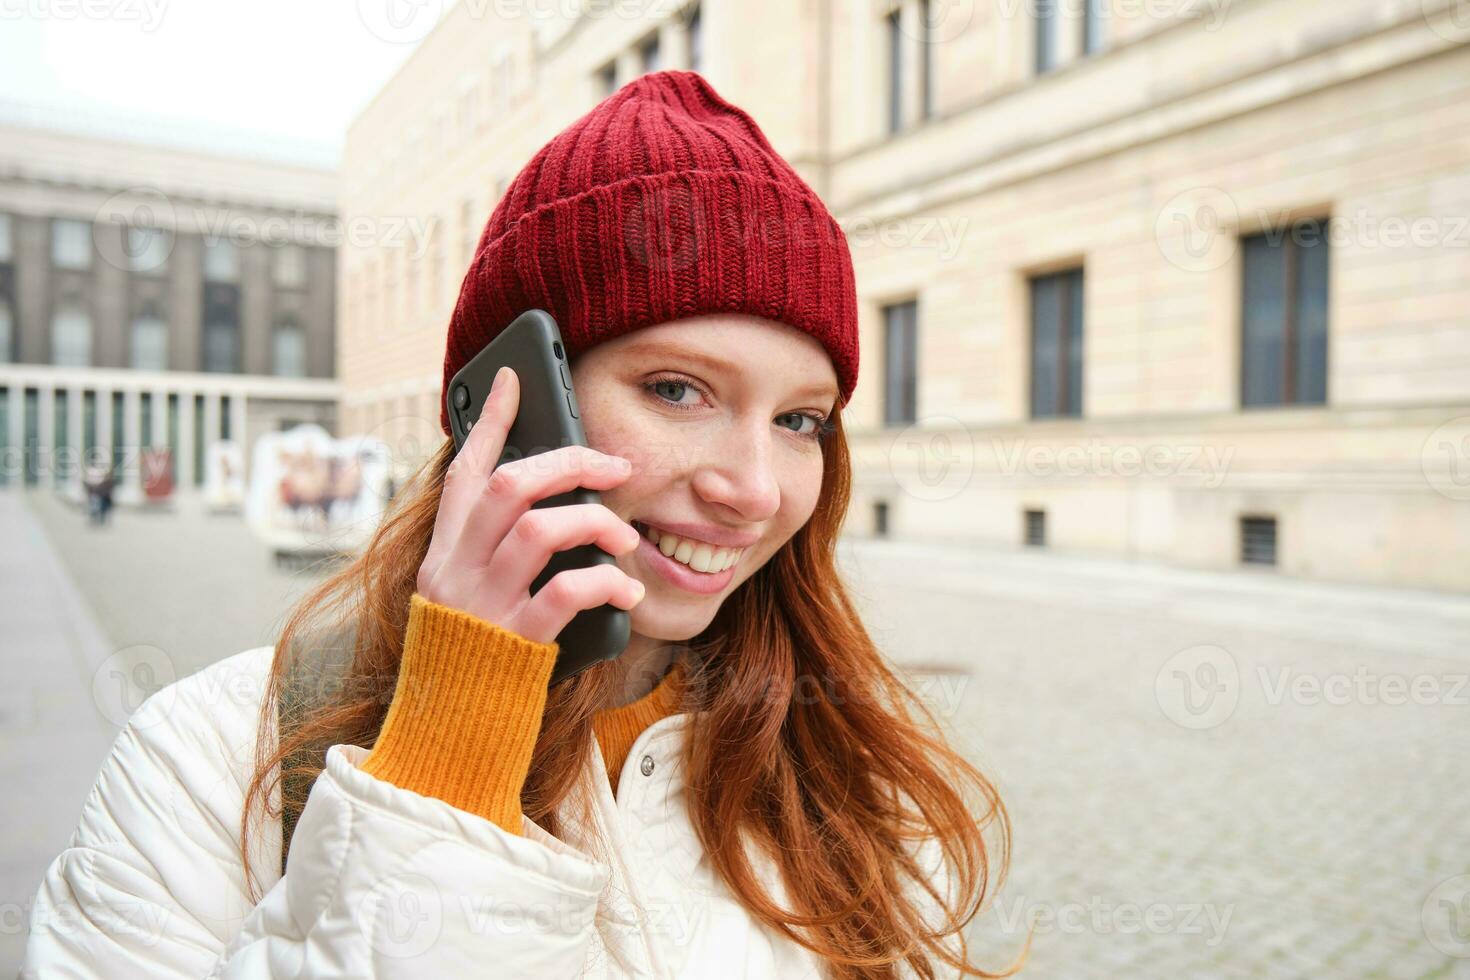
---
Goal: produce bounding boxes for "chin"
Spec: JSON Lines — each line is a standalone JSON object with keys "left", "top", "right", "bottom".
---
{"left": 628, "top": 602, "right": 718, "bottom": 644}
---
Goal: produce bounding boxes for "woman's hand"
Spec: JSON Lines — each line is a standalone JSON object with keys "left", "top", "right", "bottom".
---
{"left": 417, "top": 366, "right": 646, "bottom": 644}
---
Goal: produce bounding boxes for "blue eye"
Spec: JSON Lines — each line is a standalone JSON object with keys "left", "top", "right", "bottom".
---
{"left": 641, "top": 374, "right": 835, "bottom": 445}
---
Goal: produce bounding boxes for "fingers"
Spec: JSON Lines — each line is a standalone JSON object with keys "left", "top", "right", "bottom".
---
{"left": 443, "top": 445, "right": 634, "bottom": 577}
{"left": 424, "top": 367, "right": 519, "bottom": 579}
{"left": 514, "top": 563, "right": 646, "bottom": 645}
{"left": 488, "top": 504, "right": 642, "bottom": 597}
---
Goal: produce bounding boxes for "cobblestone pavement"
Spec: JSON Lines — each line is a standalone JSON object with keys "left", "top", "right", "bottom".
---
{"left": 838, "top": 538, "right": 1470, "bottom": 979}
{"left": 7, "top": 487, "right": 1470, "bottom": 978}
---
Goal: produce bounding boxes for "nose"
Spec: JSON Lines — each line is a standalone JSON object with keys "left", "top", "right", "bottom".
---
{"left": 689, "top": 415, "right": 781, "bottom": 522}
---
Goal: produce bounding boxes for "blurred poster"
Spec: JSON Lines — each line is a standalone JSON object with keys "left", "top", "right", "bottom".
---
{"left": 142, "top": 448, "right": 174, "bottom": 500}
{"left": 205, "top": 441, "right": 246, "bottom": 512}
{"left": 245, "top": 424, "right": 391, "bottom": 554}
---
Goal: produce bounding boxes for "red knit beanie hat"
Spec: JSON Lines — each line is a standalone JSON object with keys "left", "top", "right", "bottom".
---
{"left": 439, "top": 70, "right": 858, "bottom": 436}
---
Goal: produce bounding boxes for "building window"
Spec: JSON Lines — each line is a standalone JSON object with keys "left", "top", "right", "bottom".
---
{"left": 1035, "top": 0, "right": 1060, "bottom": 74}
{"left": 1024, "top": 509, "right": 1047, "bottom": 547}
{"left": 1030, "top": 268, "right": 1084, "bottom": 418}
{"left": 273, "top": 317, "right": 307, "bottom": 378}
{"left": 127, "top": 226, "right": 171, "bottom": 273}
{"left": 0, "top": 303, "right": 11, "bottom": 364}
{"left": 1241, "top": 515, "right": 1278, "bottom": 566}
{"left": 640, "top": 33, "right": 661, "bottom": 74}
{"left": 1082, "top": 0, "right": 1105, "bottom": 55}
{"left": 1241, "top": 221, "right": 1330, "bottom": 408}
{"left": 883, "top": 299, "right": 919, "bottom": 425}
{"left": 204, "top": 238, "right": 239, "bottom": 282}
{"left": 687, "top": 3, "right": 702, "bottom": 73}
{"left": 52, "top": 219, "right": 93, "bottom": 270}
{"left": 52, "top": 305, "right": 92, "bottom": 366}
{"left": 204, "top": 320, "right": 240, "bottom": 374}
{"left": 460, "top": 199, "right": 477, "bottom": 267}
{"left": 273, "top": 244, "right": 307, "bottom": 288}
{"left": 919, "top": 0, "right": 935, "bottom": 120}
{"left": 886, "top": 8, "right": 904, "bottom": 134}
{"left": 130, "top": 312, "right": 168, "bottom": 371}
{"left": 596, "top": 61, "right": 618, "bottom": 96}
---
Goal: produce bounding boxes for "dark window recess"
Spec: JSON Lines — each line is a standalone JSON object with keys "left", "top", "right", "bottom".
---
{"left": 886, "top": 8, "right": 904, "bottom": 133}
{"left": 874, "top": 500, "right": 889, "bottom": 537}
{"left": 1241, "top": 221, "right": 1329, "bottom": 408}
{"left": 1036, "top": 0, "right": 1059, "bottom": 74}
{"left": 1241, "top": 516, "right": 1278, "bottom": 566}
{"left": 883, "top": 299, "right": 918, "bottom": 426}
{"left": 1024, "top": 509, "right": 1046, "bottom": 547}
{"left": 1030, "top": 268, "right": 1084, "bottom": 418}
{"left": 919, "top": 0, "right": 935, "bottom": 120}
{"left": 1082, "top": 0, "right": 1104, "bottom": 55}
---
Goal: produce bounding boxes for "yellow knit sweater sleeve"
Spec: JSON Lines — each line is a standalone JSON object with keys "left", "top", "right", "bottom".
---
{"left": 359, "top": 592, "right": 559, "bottom": 835}
{"left": 360, "top": 592, "right": 688, "bottom": 836}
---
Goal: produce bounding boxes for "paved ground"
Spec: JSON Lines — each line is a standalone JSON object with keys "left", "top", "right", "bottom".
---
{"left": 4, "top": 486, "right": 1469, "bottom": 977}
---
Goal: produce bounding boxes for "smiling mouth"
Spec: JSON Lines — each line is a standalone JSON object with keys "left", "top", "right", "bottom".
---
{"left": 632, "top": 520, "right": 746, "bottom": 574}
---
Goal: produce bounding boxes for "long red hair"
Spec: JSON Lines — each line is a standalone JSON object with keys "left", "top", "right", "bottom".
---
{"left": 241, "top": 403, "right": 1024, "bottom": 978}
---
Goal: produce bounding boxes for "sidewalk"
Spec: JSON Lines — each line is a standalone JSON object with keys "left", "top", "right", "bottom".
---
{"left": 0, "top": 490, "right": 118, "bottom": 974}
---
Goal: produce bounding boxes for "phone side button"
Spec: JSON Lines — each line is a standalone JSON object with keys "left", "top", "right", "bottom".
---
{"left": 558, "top": 362, "right": 573, "bottom": 390}
{"left": 566, "top": 390, "right": 580, "bottom": 419}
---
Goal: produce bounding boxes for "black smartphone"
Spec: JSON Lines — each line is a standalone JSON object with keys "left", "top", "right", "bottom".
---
{"left": 445, "top": 309, "right": 631, "bottom": 685}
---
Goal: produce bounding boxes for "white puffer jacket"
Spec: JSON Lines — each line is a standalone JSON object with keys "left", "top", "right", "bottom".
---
{"left": 22, "top": 644, "right": 960, "bottom": 978}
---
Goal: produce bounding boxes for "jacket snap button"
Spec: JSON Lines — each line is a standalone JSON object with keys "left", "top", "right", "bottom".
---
{"left": 639, "top": 754, "right": 656, "bottom": 777}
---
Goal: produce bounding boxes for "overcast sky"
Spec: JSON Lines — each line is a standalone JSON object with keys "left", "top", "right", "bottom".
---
{"left": 0, "top": 0, "right": 442, "bottom": 169}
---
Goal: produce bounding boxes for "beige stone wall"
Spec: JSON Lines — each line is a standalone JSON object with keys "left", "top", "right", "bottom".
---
{"left": 338, "top": 0, "right": 1470, "bottom": 590}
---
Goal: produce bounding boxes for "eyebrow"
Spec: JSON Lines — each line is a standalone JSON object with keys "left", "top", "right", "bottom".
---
{"left": 624, "top": 340, "right": 840, "bottom": 402}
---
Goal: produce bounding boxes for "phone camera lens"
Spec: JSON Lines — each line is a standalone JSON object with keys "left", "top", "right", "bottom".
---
{"left": 453, "top": 385, "right": 471, "bottom": 410}
{"left": 552, "top": 342, "right": 564, "bottom": 360}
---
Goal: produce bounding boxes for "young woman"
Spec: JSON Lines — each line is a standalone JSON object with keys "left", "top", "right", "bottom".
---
{"left": 24, "top": 70, "right": 1016, "bottom": 979}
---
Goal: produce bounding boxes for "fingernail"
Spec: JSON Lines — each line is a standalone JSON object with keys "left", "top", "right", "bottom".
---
{"left": 492, "top": 366, "right": 510, "bottom": 393}
{"left": 631, "top": 580, "right": 646, "bottom": 604}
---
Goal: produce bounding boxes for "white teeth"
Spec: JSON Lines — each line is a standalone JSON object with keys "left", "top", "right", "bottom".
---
{"left": 641, "top": 523, "right": 744, "bottom": 574}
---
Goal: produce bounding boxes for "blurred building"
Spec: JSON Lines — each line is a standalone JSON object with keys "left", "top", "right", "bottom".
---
{"left": 0, "top": 119, "right": 338, "bottom": 504}
{"left": 338, "top": 0, "right": 1470, "bottom": 591}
